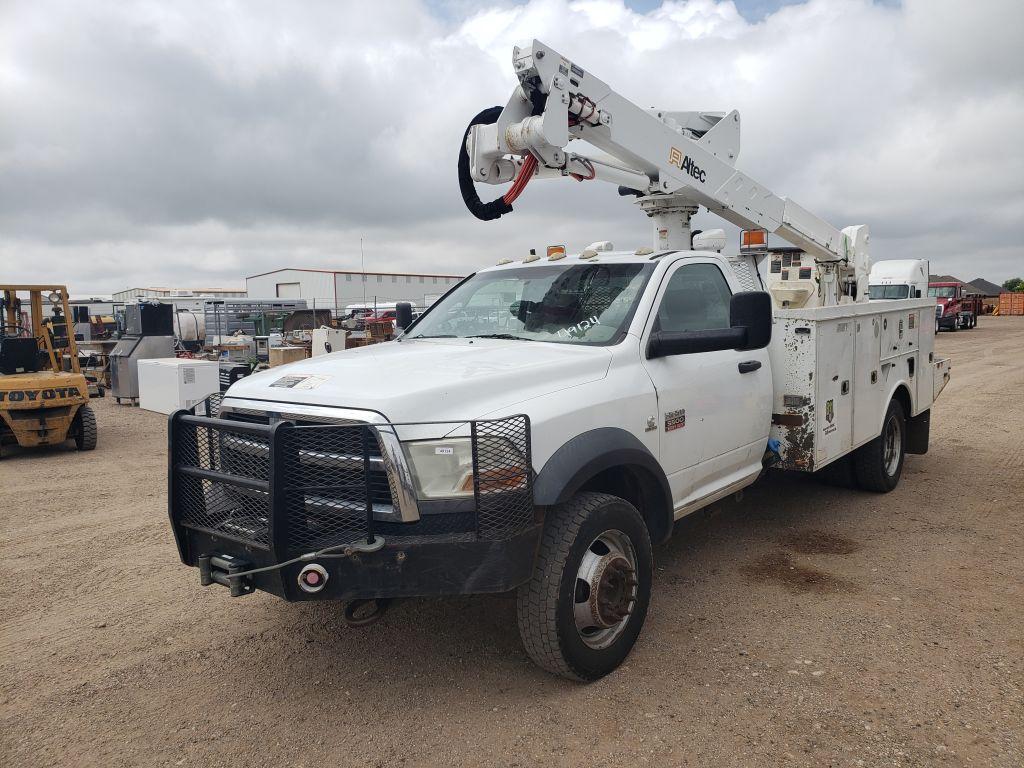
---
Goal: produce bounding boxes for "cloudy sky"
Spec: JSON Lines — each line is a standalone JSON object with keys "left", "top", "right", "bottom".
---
{"left": 2, "top": 0, "right": 1022, "bottom": 295}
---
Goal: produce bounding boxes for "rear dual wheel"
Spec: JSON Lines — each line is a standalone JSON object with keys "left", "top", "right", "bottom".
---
{"left": 854, "top": 398, "right": 905, "bottom": 492}
{"left": 517, "top": 492, "right": 652, "bottom": 681}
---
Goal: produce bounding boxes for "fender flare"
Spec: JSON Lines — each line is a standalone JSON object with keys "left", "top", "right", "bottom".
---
{"left": 533, "top": 427, "right": 674, "bottom": 544}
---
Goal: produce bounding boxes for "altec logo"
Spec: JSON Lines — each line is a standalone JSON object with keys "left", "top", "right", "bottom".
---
{"left": 668, "top": 147, "right": 707, "bottom": 183}
{"left": 0, "top": 387, "right": 82, "bottom": 402}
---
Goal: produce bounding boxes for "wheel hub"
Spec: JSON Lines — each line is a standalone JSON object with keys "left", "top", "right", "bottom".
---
{"left": 590, "top": 555, "right": 637, "bottom": 627}
{"left": 883, "top": 413, "right": 902, "bottom": 476}
{"left": 573, "top": 530, "right": 639, "bottom": 649}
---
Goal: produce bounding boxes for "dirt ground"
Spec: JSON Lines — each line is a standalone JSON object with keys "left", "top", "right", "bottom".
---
{"left": 2, "top": 317, "right": 1022, "bottom": 768}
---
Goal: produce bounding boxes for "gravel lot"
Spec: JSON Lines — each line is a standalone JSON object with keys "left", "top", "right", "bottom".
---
{"left": 2, "top": 317, "right": 1022, "bottom": 768}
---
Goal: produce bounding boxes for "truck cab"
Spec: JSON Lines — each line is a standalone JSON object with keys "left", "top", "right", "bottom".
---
{"left": 929, "top": 281, "right": 981, "bottom": 331}
{"left": 869, "top": 259, "right": 929, "bottom": 301}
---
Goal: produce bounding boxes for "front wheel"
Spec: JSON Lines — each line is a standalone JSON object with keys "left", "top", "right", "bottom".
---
{"left": 854, "top": 399, "right": 905, "bottom": 492}
{"left": 73, "top": 404, "right": 98, "bottom": 451}
{"left": 517, "top": 492, "right": 653, "bottom": 681}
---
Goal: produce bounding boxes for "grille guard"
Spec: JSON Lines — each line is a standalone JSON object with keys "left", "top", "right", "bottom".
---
{"left": 168, "top": 395, "right": 534, "bottom": 565}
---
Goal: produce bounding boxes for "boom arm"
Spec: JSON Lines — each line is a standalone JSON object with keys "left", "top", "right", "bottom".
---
{"left": 466, "top": 39, "right": 868, "bottom": 281}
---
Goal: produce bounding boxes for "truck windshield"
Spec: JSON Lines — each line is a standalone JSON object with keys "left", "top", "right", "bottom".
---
{"left": 928, "top": 286, "right": 956, "bottom": 298}
{"left": 406, "top": 262, "right": 655, "bottom": 345}
{"left": 869, "top": 284, "right": 910, "bottom": 299}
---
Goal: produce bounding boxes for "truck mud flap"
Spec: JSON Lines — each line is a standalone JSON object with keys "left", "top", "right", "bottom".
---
{"left": 905, "top": 409, "right": 930, "bottom": 455}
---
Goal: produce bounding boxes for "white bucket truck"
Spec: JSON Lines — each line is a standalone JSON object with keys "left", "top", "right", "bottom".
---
{"left": 168, "top": 40, "right": 951, "bottom": 681}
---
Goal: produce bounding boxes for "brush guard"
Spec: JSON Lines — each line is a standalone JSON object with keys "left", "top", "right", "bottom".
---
{"left": 167, "top": 398, "right": 538, "bottom": 601}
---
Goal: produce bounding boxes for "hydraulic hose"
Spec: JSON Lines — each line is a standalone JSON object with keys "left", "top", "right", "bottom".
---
{"left": 458, "top": 106, "right": 515, "bottom": 221}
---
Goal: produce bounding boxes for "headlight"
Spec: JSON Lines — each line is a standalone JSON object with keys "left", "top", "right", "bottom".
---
{"left": 403, "top": 439, "right": 474, "bottom": 499}
{"left": 403, "top": 436, "right": 529, "bottom": 500}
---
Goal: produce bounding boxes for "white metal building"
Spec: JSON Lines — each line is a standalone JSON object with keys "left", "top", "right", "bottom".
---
{"left": 112, "top": 286, "right": 246, "bottom": 302}
{"left": 245, "top": 268, "right": 465, "bottom": 309}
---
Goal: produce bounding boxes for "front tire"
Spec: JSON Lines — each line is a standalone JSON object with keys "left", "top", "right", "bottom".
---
{"left": 73, "top": 404, "right": 98, "bottom": 451}
{"left": 517, "top": 492, "right": 653, "bottom": 681}
{"left": 854, "top": 399, "right": 905, "bottom": 492}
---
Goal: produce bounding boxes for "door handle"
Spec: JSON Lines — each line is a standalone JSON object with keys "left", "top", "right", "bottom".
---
{"left": 738, "top": 360, "right": 762, "bottom": 374}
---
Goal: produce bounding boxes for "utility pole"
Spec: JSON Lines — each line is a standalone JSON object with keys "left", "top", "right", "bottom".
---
{"left": 360, "top": 236, "right": 367, "bottom": 307}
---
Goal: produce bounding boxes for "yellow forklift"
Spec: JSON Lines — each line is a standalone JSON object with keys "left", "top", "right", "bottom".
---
{"left": 0, "top": 285, "right": 97, "bottom": 457}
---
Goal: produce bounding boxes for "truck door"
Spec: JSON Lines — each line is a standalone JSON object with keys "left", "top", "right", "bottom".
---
{"left": 640, "top": 260, "right": 771, "bottom": 511}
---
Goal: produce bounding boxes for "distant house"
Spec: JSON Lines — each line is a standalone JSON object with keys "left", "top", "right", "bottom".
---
{"left": 965, "top": 278, "right": 1003, "bottom": 297}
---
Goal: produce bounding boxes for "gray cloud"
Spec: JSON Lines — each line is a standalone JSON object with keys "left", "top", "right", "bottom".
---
{"left": 2, "top": 0, "right": 1022, "bottom": 294}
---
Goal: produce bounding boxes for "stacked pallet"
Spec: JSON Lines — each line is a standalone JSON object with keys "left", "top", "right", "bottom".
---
{"left": 997, "top": 293, "right": 1024, "bottom": 316}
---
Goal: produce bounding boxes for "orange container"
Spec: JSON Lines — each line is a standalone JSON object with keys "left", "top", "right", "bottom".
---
{"left": 998, "top": 292, "right": 1024, "bottom": 316}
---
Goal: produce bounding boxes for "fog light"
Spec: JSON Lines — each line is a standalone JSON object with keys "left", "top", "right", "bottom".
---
{"left": 298, "top": 563, "right": 329, "bottom": 593}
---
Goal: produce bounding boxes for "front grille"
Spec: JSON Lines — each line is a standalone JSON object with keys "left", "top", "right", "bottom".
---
{"left": 278, "top": 424, "right": 388, "bottom": 551}
{"left": 220, "top": 407, "right": 396, "bottom": 513}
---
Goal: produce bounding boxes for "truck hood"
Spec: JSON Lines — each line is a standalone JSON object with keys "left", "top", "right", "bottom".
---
{"left": 226, "top": 338, "right": 613, "bottom": 422}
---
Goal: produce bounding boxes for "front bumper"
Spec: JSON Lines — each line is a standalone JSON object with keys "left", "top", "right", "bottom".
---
{"left": 935, "top": 305, "right": 956, "bottom": 328}
{"left": 168, "top": 399, "right": 537, "bottom": 601}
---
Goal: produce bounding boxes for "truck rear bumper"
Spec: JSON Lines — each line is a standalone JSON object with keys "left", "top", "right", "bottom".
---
{"left": 168, "top": 403, "right": 537, "bottom": 601}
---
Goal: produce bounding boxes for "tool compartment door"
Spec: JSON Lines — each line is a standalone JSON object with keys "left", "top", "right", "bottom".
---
{"left": 853, "top": 314, "right": 883, "bottom": 446}
{"left": 814, "top": 317, "right": 854, "bottom": 466}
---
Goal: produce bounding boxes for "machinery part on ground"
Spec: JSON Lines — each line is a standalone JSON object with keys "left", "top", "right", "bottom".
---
{"left": 109, "top": 303, "right": 175, "bottom": 404}
{"left": 853, "top": 399, "right": 906, "bottom": 492}
{"left": 516, "top": 492, "right": 652, "bottom": 681}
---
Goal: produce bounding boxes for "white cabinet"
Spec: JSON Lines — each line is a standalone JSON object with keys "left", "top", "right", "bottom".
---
{"left": 138, "top": 359, "right": 220, "bottom": 414}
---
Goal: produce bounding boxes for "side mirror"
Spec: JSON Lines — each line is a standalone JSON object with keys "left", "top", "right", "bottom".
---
{"left": 395, "top": 302, "right": 414, "bottom": 330}
{"left": 729, "top": 291, "right": 772, "bottom": 350}
{"left": 646, "top": 291, "right": 772, "bottom": 359}
{"left": 647, "top": 327, "right": 746, "bottom": 358}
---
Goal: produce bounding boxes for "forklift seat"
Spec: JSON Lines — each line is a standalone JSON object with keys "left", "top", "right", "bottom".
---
{"left": 0, "top": 337, "right": 40, "bottom": 375}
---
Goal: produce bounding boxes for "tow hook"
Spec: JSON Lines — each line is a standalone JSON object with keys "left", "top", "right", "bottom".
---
{"left": 342, "top": 598, "right": 392, "bottom": 628}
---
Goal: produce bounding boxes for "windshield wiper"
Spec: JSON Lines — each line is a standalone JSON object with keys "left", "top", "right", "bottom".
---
{"left": 468, "top": 333, "right": 529, "bottom": 341}
{"left": 410, "top": 334, "right": 457, "bottom": 339}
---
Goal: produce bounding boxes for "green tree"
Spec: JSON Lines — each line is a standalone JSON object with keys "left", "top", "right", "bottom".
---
{"left": 1002, "top": 278, "right": 1024, "bottom": 292}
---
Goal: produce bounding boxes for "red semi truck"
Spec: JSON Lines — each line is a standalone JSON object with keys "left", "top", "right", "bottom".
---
{"left": 929, "top": 281, "right": 983, "bottom": 331}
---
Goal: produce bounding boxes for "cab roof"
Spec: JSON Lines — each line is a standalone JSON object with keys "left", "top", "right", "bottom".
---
{"left": 477, "top": 249, "right": 716, "bottom": 273}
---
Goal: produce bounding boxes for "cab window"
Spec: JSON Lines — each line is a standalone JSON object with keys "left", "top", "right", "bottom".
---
{"left": 654, "top": 263, "right": 732, "bottom": 333}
